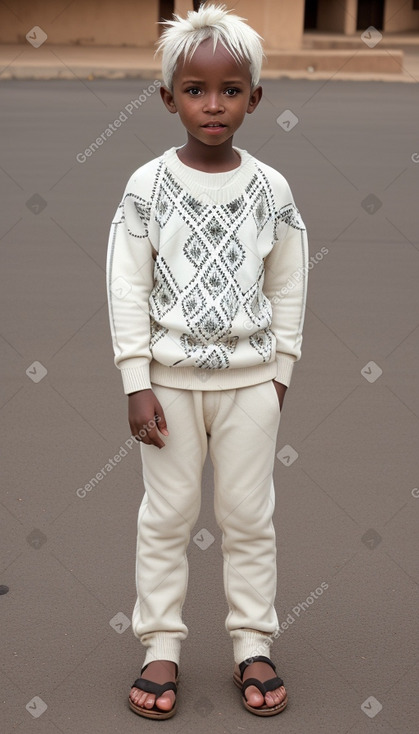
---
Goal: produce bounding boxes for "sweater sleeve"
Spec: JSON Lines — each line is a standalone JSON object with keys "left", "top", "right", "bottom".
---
{"left": 263, "top": 182, "right": 308, "bottom": 388}
{"left": 106, "top": 174, "right": 155, "bottom": 394}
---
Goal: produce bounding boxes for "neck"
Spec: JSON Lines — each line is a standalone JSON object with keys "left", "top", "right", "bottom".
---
{"left": 177, "top": 136, "right": 241, "bottom": 172}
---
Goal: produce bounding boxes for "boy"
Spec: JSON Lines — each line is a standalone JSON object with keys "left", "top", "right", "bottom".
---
{"left": 106, "top": 2, "right": 308, "bottom": 720}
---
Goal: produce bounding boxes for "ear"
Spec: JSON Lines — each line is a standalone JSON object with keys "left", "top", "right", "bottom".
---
{"left": 160, "top": 86, "right": 178, "bottom": 114}
{"left": 247, "top": 85, "right": 262, "bottom": 114}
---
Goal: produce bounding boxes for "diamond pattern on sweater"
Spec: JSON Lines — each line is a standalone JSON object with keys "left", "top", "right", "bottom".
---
{"left": 178, "top": 334, "right": 233, "bottom": 370}
{"left": 134, "top": 197, "right": 151, "bottom": 224}
{"left": 182, "top": 283, "right": 204, "bottom": 320}
{"left": 225, "top": 195, "right": 245, "bottom": 219}
{"left": 220, "top": 287, "right": 239, "bottom": 321}
{"left": 243, "top": 266, "right": 272, "bottom": 328}
{"left": 125, "top": 195, "right": 151, "bottom": 238}
{"left": 253, "top": 190, "right": 270, "bottom": 235}
{"left": 249, "top": 329, "right": 273, "bottom": 361}
{"left": 201, "top": 263, "right": 228, "bottom": 299}
{"left": 220, "top": 238, "right": 245, "bottom": 272}
{"left": 180, "top": 332, "right": 200, "bottom": 354}
{"left": 147, "top": 158, "right": 289, "bottom": 370}
{"left": 203, "top": 216, "right": 228, "bottom": 246}
{"left": 243, "top": 290, "right": 272, "bottom": 328}
{"left": 196, "top": 306, "right": 226, "bottom": 341}
{"left": 183, "top": 235, "right": 210, "bottom": 268}
{"left": 150, "top": 317, "right": 168, "bottom": 346}
{"left": 196, "top": 345, "right": 230, "bottom": 370}
{"left": 149, "top": 258, "right": 179, "bottom": 318}
{"left": 276, "top": 203, "right": 305, "bottom": 231}
{"left": 181, "top": 192, "right": 208, "bottom": 218}
{"left": 155, "top": 171, "right": 182, "bottom": 228}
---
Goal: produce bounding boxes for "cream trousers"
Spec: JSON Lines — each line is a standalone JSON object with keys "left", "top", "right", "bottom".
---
{"left": 132, "top": 379, "right": 281, "bottom": 667}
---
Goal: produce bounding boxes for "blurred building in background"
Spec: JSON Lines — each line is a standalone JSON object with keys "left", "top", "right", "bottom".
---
{"left": 0, "top": 1, "right": 418, "bottom": 79}
{"left": 1, "top": 1, "right": 418, "bottom": 48}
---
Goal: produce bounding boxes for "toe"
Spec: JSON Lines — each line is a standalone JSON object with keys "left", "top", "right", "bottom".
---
{"left": 130, "top": 687, "right": 155, "bottom": 710}
{"left": 265, "top": 690, "right": 273, "bottom": 704}
{"left": 265, "top": 685, "right": 286, "bottom": 708}
{"left": 144, "top": 694, "right": 156, "bottom": 709}
{"left": 265, "top": 690, "right": 276, "bottom": 706}
{"left": 155, "top": 691, "right": 175, "bottom": 712}
{"left": 129, "top": 686, "right": 139, "bottom": 703}
{"left": 245, "top": 685, "right": 265, "bottom": 708}
{"left": 277, "top": 685, "right": 286, "bottom": 703}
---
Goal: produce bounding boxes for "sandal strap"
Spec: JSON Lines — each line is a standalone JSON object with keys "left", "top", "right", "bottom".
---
{"left": 241, "top": 675, "right": 284, "bottom": 696}
{"left": 132, "top": 678, "right": 177, "bottom": 697}
{"left": 238, "top": 655, "right": 276, "bottom": 679}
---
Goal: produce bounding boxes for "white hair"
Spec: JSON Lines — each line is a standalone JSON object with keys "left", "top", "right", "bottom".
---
{"left": 156, "top": 2, "right": 264, "bottom": 91}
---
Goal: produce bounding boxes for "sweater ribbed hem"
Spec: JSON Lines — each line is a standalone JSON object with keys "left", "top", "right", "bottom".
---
{"left": 149, "top": 361, "right": 278, "bottom": 391}
{"left": 141, "top": 633, "right": 182, "bottom": 668}
{"left": 230, "top": 629, "right": 276, "bottom": 665}
{"left": 121, "top": 358, "right": 295, "bottom": 393}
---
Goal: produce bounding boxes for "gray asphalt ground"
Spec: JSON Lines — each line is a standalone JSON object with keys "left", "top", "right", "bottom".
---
{"left": 1, "top": 77, "right": 418, "bottom": 733}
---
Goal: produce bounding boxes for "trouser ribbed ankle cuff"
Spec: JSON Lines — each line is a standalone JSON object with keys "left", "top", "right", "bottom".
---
{"left": 142, "top": 633, "right": 182, "bottom": 668}
{"left": 232, "top": 629, "right": 275, "bottom": 664}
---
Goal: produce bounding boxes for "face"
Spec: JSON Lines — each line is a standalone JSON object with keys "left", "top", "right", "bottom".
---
{"left": 160, "top": 38, "right": 262, "bottom": 149}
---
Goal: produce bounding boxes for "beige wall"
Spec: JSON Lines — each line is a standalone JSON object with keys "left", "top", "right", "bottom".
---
{"left": 174, "top": 0, "right": 193, "bottom": 16}
{"left": 309, "top": 0, "right": 419, "bottom": 35}
{"left": 384, "top": 0, "right": 419, "bottom": 32}
{"left": 208, "top": 0, "right": 305, "bottom": 49}
{"left": 0, "top": 0, "right": 159, "bottom": 46}
{"left": 1, "top": 0, "right": 418, "bottom": 47}
{"left": 0, "top": 0, "right": 304, "bottom": 49}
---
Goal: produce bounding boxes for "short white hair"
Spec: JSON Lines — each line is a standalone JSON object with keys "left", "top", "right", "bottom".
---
{"left": 156, "top": 2, "right": 264, "bottom": 91}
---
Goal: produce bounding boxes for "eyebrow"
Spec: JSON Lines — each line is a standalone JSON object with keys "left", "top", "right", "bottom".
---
{"left": 181, "top": 79, "right": 245, "bottom": 85}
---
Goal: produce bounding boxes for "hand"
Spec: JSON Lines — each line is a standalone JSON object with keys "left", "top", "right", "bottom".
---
{"left": 272, "top": 380, "right": 287, "bottom": 411}
{"left": 128, "top": 389, "right": 169, "bottom": 449}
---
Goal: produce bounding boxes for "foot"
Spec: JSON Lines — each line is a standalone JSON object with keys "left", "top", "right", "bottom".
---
{"left": 129, "top": 660, "right": 177, "bottom": 713}
{"left": 236, "top": 660, "right": 287, "bottom": 709}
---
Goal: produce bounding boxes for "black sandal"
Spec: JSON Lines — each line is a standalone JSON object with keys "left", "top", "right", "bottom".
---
{"left": 233, "top": 655, "right": 288, "bottom": 716}
{"left": 128, "top": 662, "right": 179, "bottom": 720}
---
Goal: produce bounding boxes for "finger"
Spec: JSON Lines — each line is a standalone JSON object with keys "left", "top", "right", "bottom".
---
{"left": 147, "top": 424, "right": 166, "bottom": 448}
{"left": 138, "top": 418, "right": 165, "bottom": 448}
{"left": 153, "top": 400, "right": 169, "bottom": 436}
{"left": 156, "top": 411, "right": 169, "bottom": 437}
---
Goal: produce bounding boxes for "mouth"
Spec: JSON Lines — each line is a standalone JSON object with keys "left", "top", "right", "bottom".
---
{"left": 202, "top": 122, "right": 226, "bottom": 129}
{"left": 201, "top": 122, "right": 227, "bottom": 135}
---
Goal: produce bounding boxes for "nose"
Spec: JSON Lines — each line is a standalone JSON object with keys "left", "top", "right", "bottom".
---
{"left": 203, "top": 92, "right": 224, "bottom": 114}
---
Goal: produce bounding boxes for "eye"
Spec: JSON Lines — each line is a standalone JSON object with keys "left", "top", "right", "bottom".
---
{"left": 186, "top": 87, "right": 201, "bottom": 95}
{"left": 225, "top": 88, "right": 240, "bottom": 96}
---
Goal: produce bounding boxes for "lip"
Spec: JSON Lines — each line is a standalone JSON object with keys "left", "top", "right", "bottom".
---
{"left": 201, "top": 122, "right": 227, "bottom": 134}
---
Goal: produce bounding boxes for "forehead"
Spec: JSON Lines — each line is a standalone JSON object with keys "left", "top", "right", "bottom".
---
{"left": 173, "top": 38, "right": 251, "bottom": 84}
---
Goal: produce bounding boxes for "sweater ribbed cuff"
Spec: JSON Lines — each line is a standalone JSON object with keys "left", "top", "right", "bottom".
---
{"left": 275, "top": 355, "right": 296, "bottom": 388}
{"left": 121, "top": 366, "right": 151, "bottom": 394}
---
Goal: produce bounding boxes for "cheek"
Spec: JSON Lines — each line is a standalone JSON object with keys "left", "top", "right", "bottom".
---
{"left": 232, "top": 102, "right": 249, "bottom": 118}
{"left": 177, "top": 104, "right": 194, "bottom": 120}
{"left": 179, "top": 101, "right": 200, "bottom": 120}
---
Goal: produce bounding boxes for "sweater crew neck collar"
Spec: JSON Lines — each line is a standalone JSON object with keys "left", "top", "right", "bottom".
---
{"left": 164, "top": 146, "right": 252, "bottom": 203}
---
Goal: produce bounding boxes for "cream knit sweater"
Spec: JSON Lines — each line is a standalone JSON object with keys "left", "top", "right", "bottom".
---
{"left": 106, "top": 146, "right": 308, "bottom": 393}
